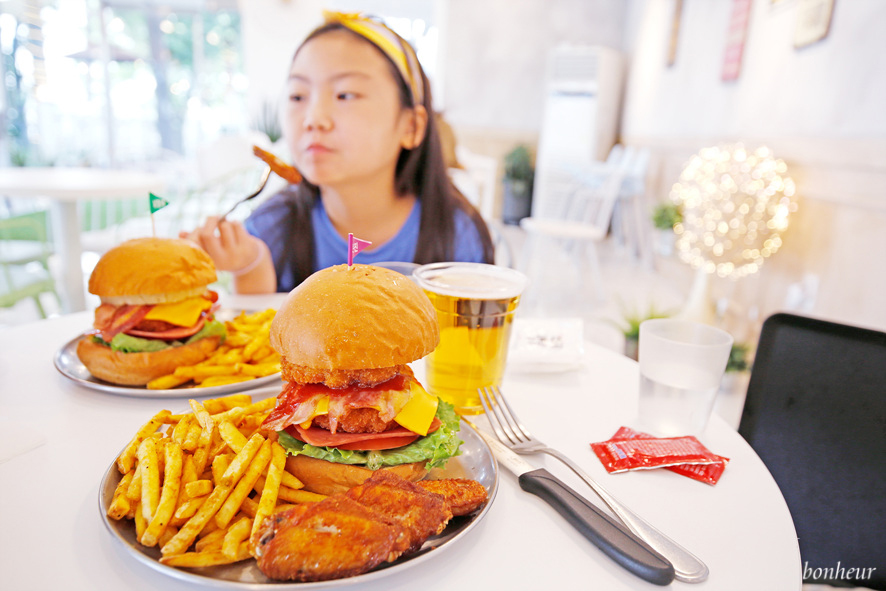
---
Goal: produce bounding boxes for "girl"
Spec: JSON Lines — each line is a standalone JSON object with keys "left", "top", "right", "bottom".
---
{"left": 184, "top": 11, "right": 494, "bottom": 293}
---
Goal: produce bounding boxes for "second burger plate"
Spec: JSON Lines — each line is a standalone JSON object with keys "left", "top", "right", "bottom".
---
{"left": 54, "top": 308, "right": 282, "bottom": 398}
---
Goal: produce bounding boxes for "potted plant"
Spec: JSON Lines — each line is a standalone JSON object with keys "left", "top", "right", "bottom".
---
{"left": 502, "top": 144, "right": 534, "bottom": 224}
{"left": 720, "top": 342, "right": 753, "bottom": 394}
{"left": 252, "top": 100, "right": 283, "bottom": 144}
{"left": 651, "top": 201, "right": 682, "bottom": 256}
{"left": 611, "top": 304, "right": 672, "bottom": 360}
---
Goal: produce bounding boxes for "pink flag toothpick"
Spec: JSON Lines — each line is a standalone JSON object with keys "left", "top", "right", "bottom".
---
{"left": 347, "top": 233, "right": 372, "bottom": 267}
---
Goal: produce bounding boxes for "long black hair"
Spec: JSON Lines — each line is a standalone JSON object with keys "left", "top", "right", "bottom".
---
{"left": 272, "top": 21, "right": 494, "bottom": 289}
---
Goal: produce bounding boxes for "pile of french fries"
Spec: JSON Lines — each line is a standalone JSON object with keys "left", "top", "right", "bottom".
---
{"left": 147, "top": 309, "right": 280, "bottom": 390}
{"left": 106, "top": 393, "right": 326, "bottom": 569}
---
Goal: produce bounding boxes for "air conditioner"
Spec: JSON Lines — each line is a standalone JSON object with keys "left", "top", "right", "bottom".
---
{"left": 532, "top": 45, "right": 625, "bottom": 218}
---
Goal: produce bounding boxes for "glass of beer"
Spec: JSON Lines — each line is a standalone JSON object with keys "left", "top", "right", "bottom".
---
{"left": 414, "top": 262, "right": 528, "bottom": 414}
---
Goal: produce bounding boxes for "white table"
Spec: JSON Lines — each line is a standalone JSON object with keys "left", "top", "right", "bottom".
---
{"left": 0, "top": 167, "right": 166, "bottom": 312}
{"left": 0, "top": 296, "right": 801, "bottom": 590}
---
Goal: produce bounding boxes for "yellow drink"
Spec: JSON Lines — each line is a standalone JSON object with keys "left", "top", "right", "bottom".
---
{"left": 414, "top": 263, "right": 527, "bottom": 415}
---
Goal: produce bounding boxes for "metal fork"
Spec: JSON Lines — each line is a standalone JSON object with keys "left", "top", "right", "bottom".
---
{"left": 218, "top": 165, "right": 272, "bottom": 222}
{"left": 478, "top": 385, "right": 709, "bottom": 584}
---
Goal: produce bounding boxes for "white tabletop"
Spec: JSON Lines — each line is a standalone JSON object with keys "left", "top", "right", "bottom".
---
{"left": 0, "top": 167, "right": 166, "bottom": 201}
{"left": 0, "top": 298, "right": 801, "bottom": 591}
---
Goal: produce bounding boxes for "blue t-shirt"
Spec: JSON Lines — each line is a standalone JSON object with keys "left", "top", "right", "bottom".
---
{"left": 245, "top": 194, "right": 488, "bottom": 291}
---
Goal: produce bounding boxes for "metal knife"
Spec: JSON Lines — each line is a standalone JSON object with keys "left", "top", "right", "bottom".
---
{"left": 478, "top": 428, "right": 676, "bottom": 586}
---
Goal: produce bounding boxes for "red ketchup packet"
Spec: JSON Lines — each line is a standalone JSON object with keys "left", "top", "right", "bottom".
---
{"left": 590, "top": 426, "right": 729, "bottom": 486}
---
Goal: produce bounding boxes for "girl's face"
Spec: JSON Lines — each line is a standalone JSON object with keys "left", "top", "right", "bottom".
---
{"left": 286, "top": 30, "right": 422, "bottom": 189}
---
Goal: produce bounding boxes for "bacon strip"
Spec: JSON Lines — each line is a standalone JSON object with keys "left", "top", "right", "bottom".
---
{"left": 125, "top": 317, "right": 206, "bottom": 341}
{"left": 96, "top": 304, "right": 153, "bottom": 342}
{"left": 286, "top": 418, "right": 441, "bottom": 451}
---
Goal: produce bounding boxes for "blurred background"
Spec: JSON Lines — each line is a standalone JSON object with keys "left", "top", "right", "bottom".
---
{"left": 1, "top": 0, "right": 884, "bottom": 396}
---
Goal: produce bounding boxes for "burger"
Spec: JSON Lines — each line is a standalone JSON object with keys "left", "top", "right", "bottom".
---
{"left": 76, "top": 237, "right": 226, "bottom": 386}
{"left": 260, "top": 264, "right": 462, "bottom": 495}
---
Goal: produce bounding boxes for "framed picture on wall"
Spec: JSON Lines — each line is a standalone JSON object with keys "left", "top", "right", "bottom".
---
{"left": 722, "top": 0, "right": 752, "bottom": 81}
{"left": 794, "top": 0, "right": 835, "bottom": 48}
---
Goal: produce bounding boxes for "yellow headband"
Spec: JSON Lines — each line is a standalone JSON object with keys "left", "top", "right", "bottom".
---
{"left": 322, "top": 11, "right": 424, "bottom": 107}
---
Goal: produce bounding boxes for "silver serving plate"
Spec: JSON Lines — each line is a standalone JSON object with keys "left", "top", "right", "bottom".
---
{"left": 54, "top": 309, "right": 282, "bottom": 398}
{"left": 99, "top": 421, "right": 499, "bottom": 589}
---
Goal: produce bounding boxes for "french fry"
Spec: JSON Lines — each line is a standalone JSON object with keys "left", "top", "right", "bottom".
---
{"left": 117, "top": 410, "right": 171, "bottom": 473}
{"left": 252, "top": 441, "right": 286, "bottom": 542}
{"left": 242, "top": 329, "right": 270, "bottom": 362}
{"left": 126, "top": 462, "right": 143, "bottom": 502}
{"left": 159, "top": 543, "right": 251, "bottom": 567}
{"left": 223, "top": 516, "right": 253, "bottom": 560}
{"left": 172, "top": 494, "right": 207, "bottom": 525}
{"left": 147, "top": 374, "right": 192, "bottom": 390}
{"left": 234, "top": 361, "right": 280, "bottom": 378}
{"left": 160, "top": 480, "right": 235, "bottom": 557}
{"left": 107, "top": 470, "right": 135, "bottom": 520}
{"left": 158, "top": 525, "right": 178, "bottom": 548}
{"left": 220, "top": 433, "right": 264, "bottom": 487}
{"left": 185, "top": 479, "right": 213, "bottom": 499}
{"left": 171, "top": 414, "right": 193, "bottom": 446}
{"left": 194, "top": 528, "right": 227, "bottom": 553}
{"left": 174, "top": 364, "right": 238, "bottom": 380}
{"left": 215, "top": 440, "right": 272, "bottom": 529}
{"left": 138, "top": 437, "right": 161, "bottom": 523}
{"left": 239, "top": 496, "right": 259, "bottom": 518}
{"left": 211, "top": 453, "right": 232, "bottom": 484}
{"left": 182, "top": 420, "right": 202, "bottom": 452}
{"left": 198, "top": 375, "right": 255, "bottom": 388}
{"left": 172, "top": 455, "right": 198, "bottom": 518}
{"left": 142, "top": 441, "right": 183, "bottom": 547}
{"left": 203, "top": 393, "right": 253, "bottom": 414}
{"left": 134, "top": 500, "right": 147, "bottom": 541}
{"left": 218, "top": 420, "right": 248, "bottom": 452}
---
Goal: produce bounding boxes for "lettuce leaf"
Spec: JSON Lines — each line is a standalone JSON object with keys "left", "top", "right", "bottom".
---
{"left": 92, "top": 318, "right": 226, "bottom": 353}
{"left": 276, "top": 400, "right": 463, "bottom": 471}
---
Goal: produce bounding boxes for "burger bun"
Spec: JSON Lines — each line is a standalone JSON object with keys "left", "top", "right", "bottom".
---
{"left": 284, "top": 454, "right": 429, "bottom": 496}
{"left": 76, "top": 335, "right": 221, "bottom": 386}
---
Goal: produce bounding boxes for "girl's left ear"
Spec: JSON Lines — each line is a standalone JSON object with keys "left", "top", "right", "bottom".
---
{"left": 401, "top": 105, "right": 429, "bottom": 150}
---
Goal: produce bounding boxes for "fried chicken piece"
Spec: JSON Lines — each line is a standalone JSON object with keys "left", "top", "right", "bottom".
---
{"left": 346, "top": 470, "right": 452, "bottom": 554}
{"left": 254, "top": 496, "right": 406, "bottom": 582}
{"left": 281, "top": 359, "right": 409, "bottom": 389}
{"left": 312, "top": 408, "right": 397, "bottom": 434}
{"left": 416, "top": 478, "right": 489, "bottom": 516}
{"left": 252, "top": 145, "right": 303, "bottom": 184}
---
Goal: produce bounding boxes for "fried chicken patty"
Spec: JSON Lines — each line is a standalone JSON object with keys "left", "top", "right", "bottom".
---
{"left": 282, "top": 359, "right": 407, "bottom": 389}
{"left": 312, "top": 408, "right": 398, "bottom": 434}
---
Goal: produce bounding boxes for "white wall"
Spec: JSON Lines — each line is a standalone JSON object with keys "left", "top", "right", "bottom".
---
{"left": 440, "top": 0, "right": 628, "bottom": 132}
{"left": 622, "top": 0, "right": 886, "bottom": 139}
{"left": 621, "top": 0, "right": 886, "bottom": 333}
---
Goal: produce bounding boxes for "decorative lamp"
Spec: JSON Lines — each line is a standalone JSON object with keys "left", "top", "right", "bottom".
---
{"left": 669, "top": 143, "right": 797, "bottom": 322}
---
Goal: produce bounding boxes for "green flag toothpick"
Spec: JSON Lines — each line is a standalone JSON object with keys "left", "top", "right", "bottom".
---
{"left": 149, "top": 193, "right": 169, "bottom": 237}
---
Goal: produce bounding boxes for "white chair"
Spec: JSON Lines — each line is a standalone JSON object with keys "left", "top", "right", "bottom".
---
{"left": 518, "top": 145, "right": 638, "bottom": 311}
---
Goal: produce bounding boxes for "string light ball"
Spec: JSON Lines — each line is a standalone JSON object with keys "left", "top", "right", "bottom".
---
{"left": 670, "top": 143, "right": 797, "bottom": 280}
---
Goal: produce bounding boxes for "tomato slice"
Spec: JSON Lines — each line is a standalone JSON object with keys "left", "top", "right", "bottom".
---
{"left": 335, "top": 434, "right": 420, "bottom": 451}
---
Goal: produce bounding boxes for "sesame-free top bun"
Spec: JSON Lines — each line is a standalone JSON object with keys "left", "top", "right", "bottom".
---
{"left": 88, "top": 237, "right": 217, "bottom": 306}
{"left": 271, "top": 264, "right": 439, "bottom": 372}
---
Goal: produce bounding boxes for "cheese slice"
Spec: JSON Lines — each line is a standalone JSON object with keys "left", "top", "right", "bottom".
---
{"left": 394, "top": 382, "right": 439, "bottom": 436}
{"left": 143, "top": 296, "right": 212, "bottom": 327}
{"left": 296, "top": 381, "right": 438, "bottom": 437}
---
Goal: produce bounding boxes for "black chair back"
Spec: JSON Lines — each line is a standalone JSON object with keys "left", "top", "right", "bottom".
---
{"left": 739, "top": 313, "right": 886, "bottom": 589}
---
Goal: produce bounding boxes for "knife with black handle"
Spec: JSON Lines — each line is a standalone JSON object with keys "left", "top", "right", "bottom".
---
{"left": 519, "top": 468, "right": 675, "bottom": 586}
{"left": 476, "top": 427, "right": 675, "bottom": 586}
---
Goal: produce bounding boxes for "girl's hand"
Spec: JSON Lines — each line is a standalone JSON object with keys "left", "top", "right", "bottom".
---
{"left": 179, "top": 217, "right": 260, "bottom": 273}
